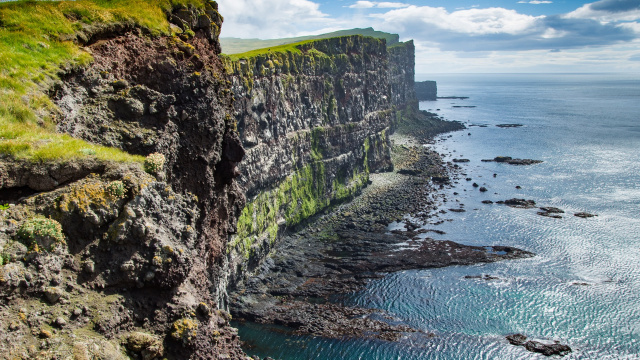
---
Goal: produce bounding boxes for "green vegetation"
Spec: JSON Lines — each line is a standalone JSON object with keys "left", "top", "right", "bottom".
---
{"left": 17, "top": 216, "right": 66, "bottom": 252}
{"left": 222, "top": 39, "right": 316, "bottom": 62}
{"left": 222, "top": 35, "right": 386, "bottom": 81}
{"left": 0, "top": 0, "right": 209, "bottom": 163}
{"left": 143, "top": 152, "right": 165, "bottom": 174}
{"left": 230, "top": 127, "right": 384, "bottom": 259}
{"left": 0, "top": 203, "right": 9, "bottom": 211}
{"left": 231, "top": 162, "right": 329, "bottom": 259}
{"left": 221, "top": 27, "right": 399, "bottom": 54}
{"left": 106, "top": 180, "right": 126, "bottom": 198}
{"left": 0, "top": 251, "right": 11, "bottom": 266}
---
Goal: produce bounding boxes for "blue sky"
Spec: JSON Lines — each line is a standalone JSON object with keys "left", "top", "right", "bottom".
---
{"left": 217, "top": 0, "right": 640, "bottom": 73}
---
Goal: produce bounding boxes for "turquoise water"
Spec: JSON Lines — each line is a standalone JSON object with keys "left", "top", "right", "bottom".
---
{"left": 236, "top": 73, "right": 640, "bottom": 359}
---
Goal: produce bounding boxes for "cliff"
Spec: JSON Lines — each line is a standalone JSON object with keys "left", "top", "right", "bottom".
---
{"left": 0, "top": 1, "right": 246, "bottom": 359}
{"left": 222, "top": 37, "right": 418, "bottom": 287}
{"left": 220, "top": 27, "right": 399, "bottom": 54}
{"left": 0, "top": 1, "right": 424, "bottom": 359}
{"left": 415, "top": 80, "right": 438, "bottom": 100}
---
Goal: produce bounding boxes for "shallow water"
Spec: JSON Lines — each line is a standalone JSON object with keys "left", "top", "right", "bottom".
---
{"left": 236, "top": 73, "right": 640, "bottom": 359}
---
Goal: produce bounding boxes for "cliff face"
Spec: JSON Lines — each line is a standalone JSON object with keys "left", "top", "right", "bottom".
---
{"left": 415, "top": 80, "right": 438, "bottom": 101}
{"left": 0, "top": 0, "right": 422, "bottom": 358}
{"left": 1, "top": 2, "right": 246, "bottom": 359}
{"left": 223, "top": 36, "right": 417, "bottom": 286}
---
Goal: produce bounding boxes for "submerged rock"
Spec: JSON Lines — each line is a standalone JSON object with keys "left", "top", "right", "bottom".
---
{"left": 506, "top": 333, "right": 572, "bottom": 357}
{"left": 482, "top": 156, "right": 542, "bottom": 165}
{"left": 497, "top": 198, "right": 537, "bottom": 209}
{"left": 574, "top": 212, "right": 597, "bottom": 218}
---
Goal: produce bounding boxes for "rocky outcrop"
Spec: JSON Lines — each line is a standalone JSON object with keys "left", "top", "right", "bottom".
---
{"left": 415, "top": 80, "right": 437, "bottom": 101}
{"left": 223, "top": 36, "right": 418, "bottom": 287}
{"left": 1, "top": 2, "right": 436, "bottom": 359}
{"left": 1, "top": 2, "right": 246, "bottom": 359}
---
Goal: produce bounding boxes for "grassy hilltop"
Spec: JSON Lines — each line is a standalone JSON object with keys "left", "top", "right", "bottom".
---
{"left": 0, "top": 0, "right": 208, "bottom": 163}
{"left": 220, "top": 27, "right": 399, "bottom": 55}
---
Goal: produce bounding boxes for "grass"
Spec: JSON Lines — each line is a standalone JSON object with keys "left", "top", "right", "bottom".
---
{"left": 220, "top": 27, "right": 400, "bottom": 55}
{"left": 0, "top": 0, "right": 210, "bottom": 163}
{"left": 221, "top": 40, "right": 315, "bottom": 62}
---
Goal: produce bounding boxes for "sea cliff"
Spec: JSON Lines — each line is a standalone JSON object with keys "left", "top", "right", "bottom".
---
{"left": 0, "top": 1, "right": 246, "bottom": 359}
{"left": 222, "top": 36, "right": 419, "bottom": 290}
{"left": 0, "top": 1, "right": 449, "bottom": 359}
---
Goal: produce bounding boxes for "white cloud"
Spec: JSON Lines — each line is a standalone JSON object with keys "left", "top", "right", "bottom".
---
{"left": 217, "top": 0, "right": 329, "bottom": 39}
{"left": 565, "top": 0, "right": 640, "bottom": 22}
{"left": 217, "top": 0, "right": 640, "bottom": 72}
{"left": 518, "top": 1, "right": 553, "bottom": 4}
{"left": 414, "top": 44, "right": 640, "bottom": 74}
{"left": 618, "top": 22, "right": 640, "bottom": 33}
{"left": 373, "top": 6, "right": 541, "bottom": 36}
{"left": 349, "top": 1, "right": 376, "bottom": 8}
{"left": 377, "top": 2, "right": 411, "bottom": 8}
{"left": 348, "top": 1, "right": 410, "bottom": 9}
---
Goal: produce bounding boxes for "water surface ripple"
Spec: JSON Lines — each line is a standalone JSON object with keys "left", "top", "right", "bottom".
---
{"left": 237, "top": 74, "right": 640, "bottom": 359}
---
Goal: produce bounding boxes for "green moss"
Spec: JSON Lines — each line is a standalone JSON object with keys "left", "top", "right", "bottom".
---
{"left": 221, "top": 27, "right": 399, "bottom": 55}
{"left": 310, "top": 127, "right": 326, "bottom": 160}
{"left": 231, "top": 160, "right": 330, "bottom": 258}
{"left": 0, "top": 0, "right": 210, "bottom": 163}
{"left": 0, "top": 251, "right": 12, "bottom": 266}
{"left": 363, "top": 137, "right": 371, "bottom": 172}
{"left": 222, "top": 35, "right": 385, "bottom": 79}
{"left": 17, "top": 216, "right": 65, "bottom": 252}
{"left": 231, "top": 141, "right": 374, "bottom": 259}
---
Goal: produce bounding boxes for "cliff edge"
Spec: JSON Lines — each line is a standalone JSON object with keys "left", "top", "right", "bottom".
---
{"left": 1, "top": 1, "right": 246, "bottom": 359}
{"left": 0, "top": 1, "right": 442, "bottom": 359}
{"left": 222, "top": 36, "right": 419, "bottom": 290}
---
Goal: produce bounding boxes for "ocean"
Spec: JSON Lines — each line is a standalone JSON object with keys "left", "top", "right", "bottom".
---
{"left": 236, "top": 73, "right": 640, "bottom": 359}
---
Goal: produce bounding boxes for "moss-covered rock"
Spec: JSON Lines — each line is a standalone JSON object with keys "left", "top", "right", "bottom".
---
{"left": 16, "top": 216, "right": 65, "bottom": 253}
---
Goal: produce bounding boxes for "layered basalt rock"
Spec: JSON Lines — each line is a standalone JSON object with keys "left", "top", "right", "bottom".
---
{"left": 0, "top": 1, "right": 427, "bottom": 358}
{"left": 1, "top": 2, "right": 246, "bottom": 359}
{"left": 223, "top": 36, "right": 418, "bottom": 287}
{"left": 415, "top": 80, "right": 437, "bottom": 101}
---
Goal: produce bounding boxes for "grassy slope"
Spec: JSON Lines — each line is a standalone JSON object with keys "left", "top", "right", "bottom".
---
{"left": 221, "top": 39, "right": 315, "bottom": 62}
{"left": 220, "top": 27, "right": 399, "bottom": 55}
{"left": 0, "top": 0, "right": 206, "bottom": 162}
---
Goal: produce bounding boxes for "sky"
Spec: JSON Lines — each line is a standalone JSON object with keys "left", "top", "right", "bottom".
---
{"left": 216, "top": 0, "right": 640, "bottom": 73}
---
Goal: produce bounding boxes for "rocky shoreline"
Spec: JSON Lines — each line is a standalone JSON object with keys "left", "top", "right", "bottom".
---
{"left": 229, "top": 114, "right": 534, "bottom": 344}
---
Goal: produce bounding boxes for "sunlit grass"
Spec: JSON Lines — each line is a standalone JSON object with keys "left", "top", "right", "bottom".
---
{"left": 222, "top": 40, "right": 314, "bottom": 62}
{"left": 0, "top": 0, "right": 208, "bottom": 163}
{"left": 220, "top": 27, "right": 399, "bottom": 55}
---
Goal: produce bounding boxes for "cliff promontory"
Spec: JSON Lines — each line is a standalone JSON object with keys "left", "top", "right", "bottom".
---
{"left": 222, "top": 36, "right": 418, "bottom": 289}
{"left": 1, "top": 1, "right": 245, "bottom": 359}
{"left": 0, "top": 0, "right": 453, "bottom": 359}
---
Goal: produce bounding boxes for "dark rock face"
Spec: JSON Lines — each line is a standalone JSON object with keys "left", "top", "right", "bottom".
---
{"left": 0, "top": 4, "right": 246, "bottom": 359}
{"left": 482, "top": 156, "right": 543, "bottom": 165}
{"left": 51, "top": 2, "right": 245, "bottom": 291}
{"left": 506, "top": 334, "right": 572, "bottom": 357}
{"left": 224, "top": 36, "right": 419, "bottom": 287}
{"left": 497, "top": 198, "right": 537, "bottom": 209}
{"left": 574, "top": 212, "right": 597, "bottom": 218}
{"left": 415, "top": 80, "right": 437, "bottom": 100}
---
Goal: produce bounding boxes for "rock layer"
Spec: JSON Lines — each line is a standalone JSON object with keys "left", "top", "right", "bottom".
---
{"left": 1, "top": 3, "right": 246, "bottom": 359}
{"left": 223, "top": 36, "right": 419, "bottom": 288}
